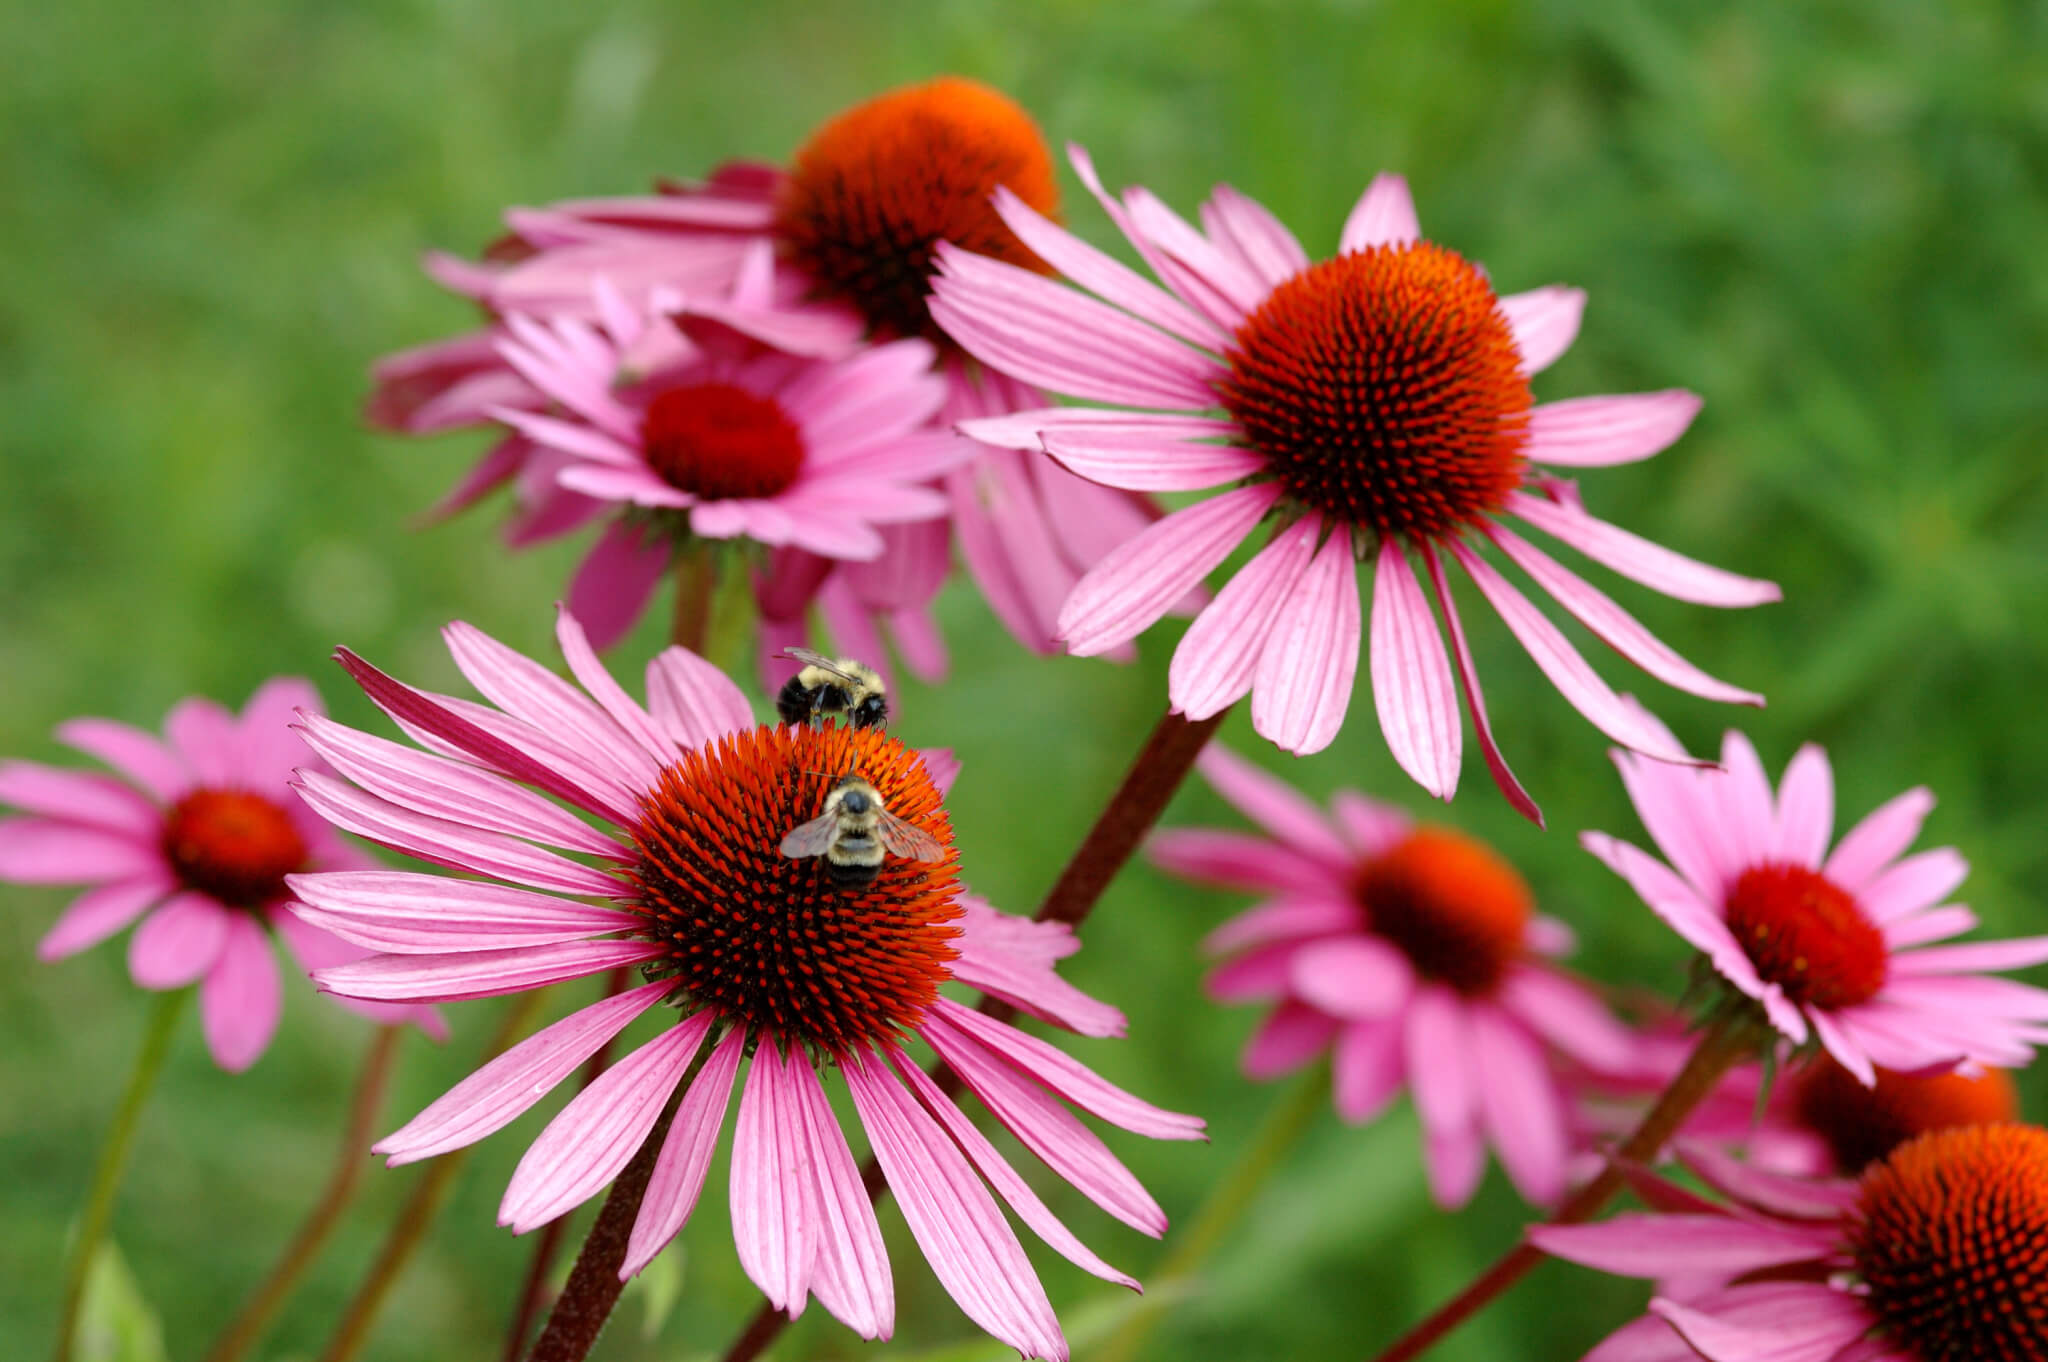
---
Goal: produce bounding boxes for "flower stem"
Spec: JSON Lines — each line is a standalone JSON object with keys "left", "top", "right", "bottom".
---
{"left": 1363, "top": 1013, "right": 1763, "bottom": 1362}
{"left": 53, "top": 986, "right": 189, "bottom": 1362}
{"left": 319, "top": 993, "right": 547, "bottom": 1362}
{"left": 500, "top": 968, "right": 635, "bottom": 1362}
{"left": 524, "top": 1035, "right": 718, "bottom": 1362}
{"left": 1098, "top": 1066, "right": 1330, "bottom": 1362}
{"left": 202, "top": 1025, "right": 403, "bottom": 1362}
{"left": 718, "top": 704, "right": 1229, "bottom": 1362}
{"left": 669, "top": 541, "right": 718, "bottom": 655}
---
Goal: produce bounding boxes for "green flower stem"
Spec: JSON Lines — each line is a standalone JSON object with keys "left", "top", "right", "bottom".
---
{"left": 669, "top": 541, "right": 718, "bottom": 656}
{"left": 1097, "top": 1065, "right": 1332, "bottom": 1362}
{"left": 53, "top": 986, "right": 190, "bottom": 1362}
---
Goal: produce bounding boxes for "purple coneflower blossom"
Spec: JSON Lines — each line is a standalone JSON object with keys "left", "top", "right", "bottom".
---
{"left": 1585, "top": 725, "right": 2048, "bottom": 1082}
{"left": 930, "top": 151, "right": 1779, "bottom": 814}
{"left": 1533, "top": 1124, "right": 2048, "bottom": 1362}
{"left": 289, "top": 610, "right": 1202, "bottom": 1361}
{"left": 1151, "top": 744, "right": 1635, "bottom": 1207}
{"left": 0, "top": 680, "right": 442, "bottom": 1070}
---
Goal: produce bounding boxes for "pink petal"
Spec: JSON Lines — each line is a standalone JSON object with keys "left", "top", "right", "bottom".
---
{"left": 1524, "top": 392, "right": 1702, "bottom": 467}
{"left": 1121, "top": 185, "right": 1268, "bottom": 319}
{"left": 1403, "top": 987, "right": 1477, "bottom": 1135}
{"left": 787, "top": 1054, "right": 894, "bottom": 1339}
{"left": 200, "top": 915, "right": 282, "bottom": 1072}
{"left": 1651, "top": 1291, "right": 1871, "bottom": 1362}
{"left": 622, "top": 1024, "right": 746, "bottom": 1278}
{"left": 1338, "top": 174, "right": 1420, "bottom": 253}
{"left": 558, "top": 462, "right": 692, "bottom": 508}
{"left": 128, "top": 891, "right": 230, "bottom": 987}
{"left": 1674, "top": 1142, "right": 1860, "bottom": 1221}
{"left": 445, "top": 619, "right": 662, "bottom": 788}
{"left": 165, "top": 697, "right": 239, "bottom": 787}
{"left": 1772, "top": 745, "right": 1834, "bottom": 868}
{"left": 55, "top": 718, "right": 190, "bottom": 802}
{"left": 0, "top": 762, "right": 160, "bottom": 836}
{"left": 1200, "top": 184, "right": 1310, "bottom": 288}
{"left": 1471, "top": 1006, "right": 1566, "bottom": 1205}
{"left": 1243, "top": 1000, "right": 1343, "bottom": 1078}
{"left": 1331, "top": 1017, "right": 1405, "bottom": 1123}
{"left": 1505, "top": 489, "right": 1781, "bottom": 608}
{"left": 1448, "top": 542, "right": 1699, "bottom": 765}
{"left": 235, "top": 677, "right": 326, "bottom": 786}
{"left": 1168, "top": 520, "right": 1319, "bottom": 722}
{"left": 553, "top": 607, "right": 674, "bottom": 766}
{"left": 285, "top": 870, "right": 640, "bottom": 953}
{"left": 731, "top": 1044, "right": 819, "bottom": 1318}
{"left": 1040, "top": 426, "right": 1265, "bottom": 492}
{"left": 567, "top": 520, "right": 671, "bottom": 652}
{"left": 841, "top": 1050, "right": 1066, "bottom": 1362}
{"left": 1580, "top": 832, "right": 1768, "bottom": 999}
{"left": 951, "top": 906, "right": 1125, "bottom": 1039}
{"left": 1418, "top": 542, "right": 1542, "bottom": 825}
{"left": 37, "top": 877, "right": 170, "bottom": 960}
{"left": 1498, "top": 967, "right": 1638, "bottom": 1073}
{"left": 0, "top": 818, "right": 160, "bottom": 884}
{"left": 1059, "top": 484, "right": 1281, "bottom": 656}
{"left": 1193, "top": 743, "right": 1351, "bottom": 867}
{"left": 1890, "top": 935, "right": 2048, "bottom": 976}
{"left": 1289, "top": 938, "right": 1413, "bottom": 1020}
{"left": 1706, "top": 732, "right": 1776, "bottom": 878}
{"left": 1209, "top": 941, "right": 1303, "bottom": 1003}
{"left": 1484, "top": 524, "right": 1764, "bottom": 706}
{"left": 959, "top": 407, "right": 1234, "bottom": 451}
{"left": 1424, "top": 1121, "right": 1488, "bottom": 1209}
{"left": 1499, "top": 286, "right": 1586, "bottom": 374}
{"left": 1066, "top": 143, "right": 1244, "bottom": 333}
{"left": 1251, "top": 527, "right": 1362, "bottom": 756}
{"left": 1370, "top": 539, "right": 1460, "bottom": 798}
{"left": 1859, "top": 848, "right": 1968, "bottom": 924}
{"left": 1882, "top": 904, "right": 1977, "bottom": 949}
{"left": 1149, "top": 829, "right": 1343, "bottom": 897}
{"left": 1610, "top": 749, "right": 1728, "bottom": 904}
{"left": 1824, "top": 786, "right": 1935, "bottom": 892}
{"left": 315, "top": 938, "right": 663, "bottom": 1004}
{"left": 1530, "top": 1213, "right": 1833, "bottom": 1278}
{"left": 1203, "top": 896, "right": 1357, "bottom": 956}
{"left": 376, "top": 981, "right": 669, "bottom": 1163}
{"left": 644, "top": 645, "right": 756, "bottom": 752}
{"left": 501, "top": 1014, "right": 712, "bottom": 1233}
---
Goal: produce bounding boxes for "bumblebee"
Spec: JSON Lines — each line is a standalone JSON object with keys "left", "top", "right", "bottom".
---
{"left": 778, "top": 773, "right": 944, "bottom": 887}
{"left": 776, "top": 648, "right": 888, "bottom": 730}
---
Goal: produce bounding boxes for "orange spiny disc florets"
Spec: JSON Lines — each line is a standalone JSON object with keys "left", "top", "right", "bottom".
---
{"left": 1850, "top": 1123, "right": 2048, "bottom": 1362}
{"left": 641, "top": 382, "right": 805, "bottom": 500}
{"left": 626, "top": 722, "right": 960, "bottom": 1053}
{"left": 1218, "top": 243, "right": 1531, "bottom": 541}
{"left": 773, "top": 75, "right": 1059, "bottom": 347}
{"left": 161, "top": 790, "right": 308, "bottom": 907}
{"left": 1355, "top": 826, "right": 1532, "bottom": 997}
{"left": 1722, "top": 863, "right": 1887, "bottom": 1010}
{"left": 1796, "top": 1059, "right": 2021, "bottom": 1174}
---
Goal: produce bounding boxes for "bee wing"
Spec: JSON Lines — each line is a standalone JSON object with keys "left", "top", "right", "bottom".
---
{"left": 779, "top": 811, "right": 841, "bottom": 859}
{"left": 874, "top": 808, "right": 946, "bottom": 863}
{"left": 783, "top": 647, "right": 863, "bottom": 686}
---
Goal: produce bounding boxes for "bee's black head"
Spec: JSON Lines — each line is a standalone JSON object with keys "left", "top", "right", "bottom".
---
{"left": 838, "top": 788, "right": 871, "bottom": 815}
{"left": 853, "top": 694, "right": 888, "bottom": 728}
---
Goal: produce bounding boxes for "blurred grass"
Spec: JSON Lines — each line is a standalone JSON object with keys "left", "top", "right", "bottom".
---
{"left": 3, "top": 0, "right": 2045, "bottom": 1359}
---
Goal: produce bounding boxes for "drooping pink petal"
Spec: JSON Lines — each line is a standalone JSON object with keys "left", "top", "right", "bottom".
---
{"left": 285, "top": 871, "right": 639, "bottom": 953}
{"left": 1192, "top": 743, "right": 1352, "bottom": 868}
{"left": 1498, "top": 286, "right": 1586, "bottom": 375}
{"left": 622, "top": 1024, "right": 747, "bottom": 1279}
{"left": 732, "top": 1044, "right": 820, "bottom": 1319}
{"left": 37, "top": 877, "right": 170, "bottom": 960}
{"left": 0, "top": 761, "right": 162, "bottom": 836}
{"left": 784, "top": 1054, "right": 894, "bottom": 1339}
{"left": 841, "top": 1049, "right": 1066, "bottom": 1362}
{"left": 1823, "top": 786, "right": 1935, "bottom": 892}
{"left": 1169, "top": 519, "right": 1318, "bottom": 722}
{"left": 128, "top": 892, "right": 231, "bottom": 988}
{"left": 1338, "top": 174, "right": 1420, "bottom": 253}
{"left": 1251, "top": 528, "right": 1362, "bottom": 756}
{"left": 1332, "top": 1017, "right": 1406, "bottom": 1124}
{"left": 1403, "top": 986, "right": 1477, "bottom": 1141}
{"left": 1424, "top": 1121, "right": 1488, "bottom": 1209}
{"left": 501, "top": 1014, "right": 712, "bottom": 1233}
{"left": 1471, "top": 1006, "right": 1566, "bottom": 1205}
{"left": 1059, "top": 484, "right": 1282, "bottom": 657}
{"left": 1243, "top": 1000, "right": 1343, "bottom": 1078}
{"left": 1370, "top": 539, "right": 1460, "bottom": 798}
{"left": 567, "top": 520, "right": 671, "bottom": 652}
{"left": 376, "top": 981, "right": 669, "bottom": 1164}
{"left": 1523, "top": 392, "right": 1702, "bottom": 467}
{"left": 0, "top": 818, "right": 161, "bottom": 884}
{"left": 1289, "top": 938, "right": 1413, "bottom": 1020}
{"left": 1504, "top": 489, "right": 1780, "bottom": 608}
{"left": 200, "top": 915, "right": 282, "bottom": 1072}
{"left": 315, "top": 938, "right": 663, "bottom": 1004}
{"left": 1418, "top": 542, "right": 1541, "bottom": 825}
{"left": 55, "top": 718, "right": 190, "bottom": 803}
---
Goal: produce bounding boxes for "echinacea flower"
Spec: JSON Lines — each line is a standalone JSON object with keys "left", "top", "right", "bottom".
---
{"left": 0, "top": 680, "right": 442, "bottom": 1070}
{"left": 930, "top": 150, "right": 1780, "bottom": 815}
{"left": 1151, "top": 744, "right": 1634, "bottom": 1207}
{"left": 1584, "top": 727, "right": 2048, "bottom": 1083}
{"left": 288, "top": 610, "right": 1202, "bottom": 1360}
{"left": 1533, "top": 1124, "right": 2048, "bottom": 1362}
{"left": 368, "top": 76, "right": 1178, "bottom": 663}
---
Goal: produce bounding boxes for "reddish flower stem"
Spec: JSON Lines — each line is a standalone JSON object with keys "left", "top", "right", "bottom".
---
{"left": 718, "top": 705, "right": 1227, "bottom": 1362}
{"left": 669, "top": 541, "right": 717, "bottom": 657}
{"left": 1363, "top": 1014, "right": 1763, "bottom": 1362}
{"left": 202, "top": 1026, "right": 403, "bottom": 1362}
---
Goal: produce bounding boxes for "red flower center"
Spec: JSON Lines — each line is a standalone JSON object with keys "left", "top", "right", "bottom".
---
{"left": 1354, "top": 826, "right": 1531, "bottom": 997}
{"left": 772, "top": 75, "right": 1059, "bottom": 348}
{"left": 1851, "top": 1123, "right": 2048, "bottom": 1362}
{"left": 1796, "top": 1059, "right": 2020, "bottom": 1174}
{"left": 626, "top": 723, "right": 960, "bottom": 1053}
{"left": 160, "top": 789, "right": 309, "bottom": 907}
{"left": 640, "top": 382, "right": 805, "bottom": 501}
{"left": 1218, "top": 242, "right": 1532, "bottom": 541}
{"left": 1722, "top": 863, "right": 1887, "bottom": 1010}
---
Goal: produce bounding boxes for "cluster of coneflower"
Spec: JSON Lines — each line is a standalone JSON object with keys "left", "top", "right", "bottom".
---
{"left": 7, "top": 76, "right": 2043, "bottom": 1362}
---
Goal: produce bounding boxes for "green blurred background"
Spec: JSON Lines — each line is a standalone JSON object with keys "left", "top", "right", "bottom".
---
{"left": 4, "top": 0, "right": 2045, "bottom": 1358}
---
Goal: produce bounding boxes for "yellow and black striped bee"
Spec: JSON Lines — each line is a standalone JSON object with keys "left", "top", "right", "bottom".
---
{"left": 776, "top": 648, "right": 888, "bottom": 730}
{"left": 778, "top": 773, "right": 944, "bottom": 887}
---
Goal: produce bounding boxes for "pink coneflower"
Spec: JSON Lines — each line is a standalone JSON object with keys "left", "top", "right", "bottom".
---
{"left": 368, "top": 77, "right": 1177, "bottom": 663}
{"left": 289, "top": 611, "right": 1202, "bottom": 1360}
{"left": 1584, "top": 727, "right": 2048, "bottom": 1083}
{"left": 1533, "top": 1124, "right": 2048, "bottom": 1362}
{"left": 0, "top": 680, "right": 441, "bottom": 1070}
{"left": 1151, "top": 744, "right": 1634, "bottom": 1208}
{"left": 929, "top": 151, "right": 1779, "bottom": 812}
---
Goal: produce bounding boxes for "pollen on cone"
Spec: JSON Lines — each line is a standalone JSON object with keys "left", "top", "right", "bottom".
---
{"left": 161, "top": 789, "right": 309, "bottom": 907}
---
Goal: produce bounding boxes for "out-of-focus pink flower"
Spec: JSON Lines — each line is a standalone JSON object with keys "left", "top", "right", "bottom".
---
{"left": 1534, "top": 1124, "right": 2048, "bottom": 1362}
{"left": 1151, "top": 744, "right": 1635, "bottom": 1208}
{"left": 1585, "top": 727, "right": 2048, "bottom": 1082}
{"left": 0, "top": 680, "right": 443, "bottom": 1070}
{"left": 930, "top": 150, "right": 1779, "bottom": 814}
{"left": 289, "top": 610, "right": 1202, "bottom": 1361}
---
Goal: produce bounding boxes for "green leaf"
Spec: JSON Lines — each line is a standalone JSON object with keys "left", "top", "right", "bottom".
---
{"left": 629, "top": 1243, "right": 687, "bottom": 1340}
{"left": 75, "top": 1239, "right": 168, "bottom": 1362}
